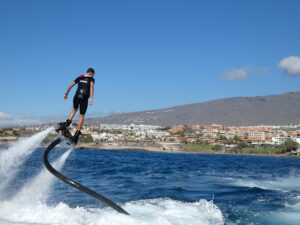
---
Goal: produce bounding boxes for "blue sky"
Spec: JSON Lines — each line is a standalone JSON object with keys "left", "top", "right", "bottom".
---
{"left": 0, "top": 0, "right": 300, "bottom": 125}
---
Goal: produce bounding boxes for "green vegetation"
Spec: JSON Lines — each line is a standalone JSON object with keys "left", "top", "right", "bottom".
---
{"left": 99, "top": 129, "right": 122, "bottom": 134}
{"left": 157, "top": 127, "right": 171, "bottom": 131}
{"left": 237, "top": 141, "right": 248, "bottom": 149}
{"left": 183, "top": 143, "right": 214, "bottom": 150}
{"left": 218, "top": 135, "right": 227, "bottom": 142}
{"left": 12, "top": 130, "right": 19, "bottom": 136}
{"left": 79, "top": 134, "right": 93, "bottom": 143}
{"left": 43, "top": 134, "right": 55, "bottom": 143}
{"left": 212, "top": 144, "right": 222, "bottom": 151}
{"left": 231, "top": 147, "right": 280, "bottom": 154}
{"left": 0, "top": 128, "right": 11, "bottom": 134}
{"left": 233, "top": 135, "right": 241, "bottom": 142}
{"left": 183, "top": 127, "right": 194, "bottom": 134}
{"left": 0, "top": 128, "right": 19, "bottom": 137}
{"left": 194, "top": 139, "right": 205, "bottom": 144}
{"left": 280, "top": 139, "right": 299, "bottom": 153}
{"left": 2, "top": 128, "right": 13, "bottom": 132}
{"left": 91, "top": 128, "right": 101, "bottom": 132}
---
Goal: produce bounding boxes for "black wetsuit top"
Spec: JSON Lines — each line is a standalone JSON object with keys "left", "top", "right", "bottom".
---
{"left": 74, "top": 75, "right": 95, "bottom": 99}
{"left": 73, "top": 75, "right": 95, "bottom": 114}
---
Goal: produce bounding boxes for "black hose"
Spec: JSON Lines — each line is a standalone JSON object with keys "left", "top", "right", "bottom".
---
{"left": 43, "top": 137, "right": 130, "bottom": 215}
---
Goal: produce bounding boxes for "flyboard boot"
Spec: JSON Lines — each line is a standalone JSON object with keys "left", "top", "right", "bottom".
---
{"left": 57, "top": 119, "right": 72, "bottom": 129}
{"left": 72, "top": 130, "right": 82, "bottom": 144}
{"left": 56, "top": 119, "right": 73, "bottom": 141}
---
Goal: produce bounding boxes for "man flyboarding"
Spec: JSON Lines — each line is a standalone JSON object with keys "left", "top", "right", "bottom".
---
{"left": 58, "top": 68, "right": 95, "bottom": 144}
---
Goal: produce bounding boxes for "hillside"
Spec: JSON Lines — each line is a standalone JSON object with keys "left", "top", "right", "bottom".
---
{"left": 85, "top": 92, "right": 300, "bottom": 126}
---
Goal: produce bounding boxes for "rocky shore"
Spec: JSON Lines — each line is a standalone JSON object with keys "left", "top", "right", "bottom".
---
{"left": 76, "top": 141, "right": 184, "bottom": 153}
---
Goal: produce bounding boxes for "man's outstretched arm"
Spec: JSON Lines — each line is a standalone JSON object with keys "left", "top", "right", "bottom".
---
{"left": 89, "top": 81, "right": 94, "bottom": 105}
{"left": 64, "top": 81, "right": 76, "bottom": 100}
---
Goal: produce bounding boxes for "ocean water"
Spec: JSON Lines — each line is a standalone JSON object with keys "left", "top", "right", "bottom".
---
{"left": 1, "top": 132, "right": 300, "bottom": 224}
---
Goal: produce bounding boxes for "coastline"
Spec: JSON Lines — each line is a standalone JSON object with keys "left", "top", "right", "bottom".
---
{"left": 76, "top": 142, "right": 184, "bottom": 153}
{"left": 1, "top": 140, "right": 298, "bottom": 158}
{"left": 74, "top": 142, "right": 296, "bottom": 158}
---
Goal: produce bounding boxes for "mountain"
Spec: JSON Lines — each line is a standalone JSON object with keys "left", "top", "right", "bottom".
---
{"left": 85, "top": 92, "right": 300, "bottom": 126}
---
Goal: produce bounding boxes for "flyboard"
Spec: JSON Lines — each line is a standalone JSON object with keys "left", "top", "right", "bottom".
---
{"left": 43, "top": 123, "right": 130, "bottom": 215}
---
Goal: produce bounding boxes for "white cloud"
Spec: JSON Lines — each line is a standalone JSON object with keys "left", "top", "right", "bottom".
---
{"left": 278, "top": 56, "right": 300, "bottom": 76}
{"left": 0, "top": 112, "right": 13, "bottom": 120}
{"left": 222, "top": 66, "right": 253, "bottom": 81}
{"left": 222, "top": 66, "right": 269, "bottom": 81}
{"left": 0, "top": 111, "right": 42, "bottom": 127}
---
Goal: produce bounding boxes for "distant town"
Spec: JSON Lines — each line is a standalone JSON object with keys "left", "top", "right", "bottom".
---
{"left": 1, "top": 123, "right": 300, "bottom": 156}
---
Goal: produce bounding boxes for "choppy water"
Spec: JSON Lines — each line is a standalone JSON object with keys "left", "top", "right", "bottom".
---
{"left": 1, "top": 130, "right": 300, "bottom": 225}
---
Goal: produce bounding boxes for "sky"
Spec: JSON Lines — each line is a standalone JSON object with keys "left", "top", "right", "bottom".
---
{"left": 0, "top": 0, "right": 300, "bottom": 126}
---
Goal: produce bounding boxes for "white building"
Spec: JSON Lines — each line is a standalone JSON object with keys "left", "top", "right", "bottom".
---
{"left": 272, "top": 136, "right": 287, "bottom": 145}
{"left": 100, "top": 124, "right": 161, "bottom": 131}
{"left": 272, "top": 136, "right": 300, "bottom": 145}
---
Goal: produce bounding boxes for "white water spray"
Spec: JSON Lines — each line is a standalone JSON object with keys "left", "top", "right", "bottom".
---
{"left": 0, "top": 149, "right": 72, "bottom": 217}
{"left": 0, "top": 127, "right": 54, "bottom": 194}
{"left": 13, "top": 149, "right": 72, "bottom": 203}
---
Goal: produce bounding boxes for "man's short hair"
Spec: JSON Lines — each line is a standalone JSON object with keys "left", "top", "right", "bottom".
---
{"left": 87, "top": 68, "right": 95, "bottom": 74}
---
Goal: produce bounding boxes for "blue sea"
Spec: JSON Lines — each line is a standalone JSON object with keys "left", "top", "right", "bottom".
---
{"left": 1, "top": 129, "right": 300, "bottom": 225}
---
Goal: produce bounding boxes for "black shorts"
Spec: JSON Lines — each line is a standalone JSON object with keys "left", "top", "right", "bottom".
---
{"left": 73, "top": 95, "right": 88, "bottom": 115}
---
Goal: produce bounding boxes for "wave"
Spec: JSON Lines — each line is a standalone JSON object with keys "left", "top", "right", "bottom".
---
{"left": 0, "top": 198, "right": 223, "bottom": 225}
{"left": 264, "top": 200, "right": 300, "bottom": 225}
{"left": 229, "top": 174, "right": 300, "bottom": 192}
{"left": 227, "top": 173, "right": 300, "bottom": 224}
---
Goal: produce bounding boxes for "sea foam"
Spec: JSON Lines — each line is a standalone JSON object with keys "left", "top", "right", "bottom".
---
{"left": 0, "top": 198, "right": 223, "bottom": 225}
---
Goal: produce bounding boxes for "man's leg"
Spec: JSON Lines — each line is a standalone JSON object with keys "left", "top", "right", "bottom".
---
{"left": 72, "top": 114, "right": 84, "bottom": 144}
{"left": 60, "top": 96, "right": 79, "bottom": 128}
{"left": 72, "top": 98, "right": 87, "bottom": 144}
{"left": 77, "top": 114, "right": 85, "bottom": 131}
{"left": 68, "top": 108, "right": 78, "bottom": 121}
